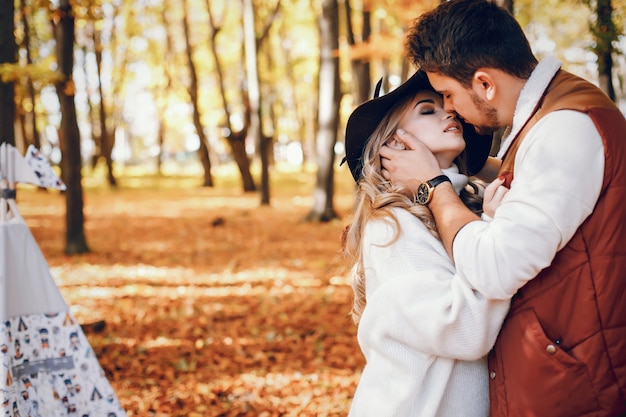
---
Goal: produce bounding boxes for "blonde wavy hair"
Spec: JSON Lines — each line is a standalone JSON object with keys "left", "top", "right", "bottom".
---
{"left": 342, "top": 94, "right": 482, "bottom": 324}
{"left": 342, "top": 96, "right": 440, "bottom": 325}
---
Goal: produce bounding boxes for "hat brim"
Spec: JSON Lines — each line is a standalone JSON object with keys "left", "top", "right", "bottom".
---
{"left": 343, "top": 71, "right": 492, "bottom": 182}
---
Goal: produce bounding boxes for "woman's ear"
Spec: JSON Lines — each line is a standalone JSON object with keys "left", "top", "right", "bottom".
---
{"left": 385, "top": 137, "right": 407, "bottom": 150}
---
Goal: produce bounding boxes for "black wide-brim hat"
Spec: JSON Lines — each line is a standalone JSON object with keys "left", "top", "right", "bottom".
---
{"left": 342, "top": 70, "right": 492, "bottom": 182}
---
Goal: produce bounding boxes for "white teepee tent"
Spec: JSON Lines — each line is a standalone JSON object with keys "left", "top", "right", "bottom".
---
{"left": 1, "top": 144, "right": 126, "bottom": 417}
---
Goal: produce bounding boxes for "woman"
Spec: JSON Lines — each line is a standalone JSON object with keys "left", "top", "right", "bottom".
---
{"left": 342, "top": 71, "right": 509, "bottom": 416}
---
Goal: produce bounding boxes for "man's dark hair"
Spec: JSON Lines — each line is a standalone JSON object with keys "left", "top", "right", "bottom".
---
{"left": 405, "top": 0, "right": 538, "bottom": 87}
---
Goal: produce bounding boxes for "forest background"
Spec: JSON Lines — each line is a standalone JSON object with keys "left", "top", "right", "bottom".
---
{"left": 1, "top": 0, "right": 626, "bottom": 415}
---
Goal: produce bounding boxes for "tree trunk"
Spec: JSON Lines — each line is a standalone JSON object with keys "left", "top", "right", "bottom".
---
{"left": 54, "top": 1, "right": 89, "bottom": 254}
{"left": 107, "top": 2, "right": 127, "bottom": 174}
{"left": 0, "top": 0, "right": 16, "bottom": 146}
{"left": 81, "top": 44, "right": 100, "bottom": 169}
{"left": 20, "top": 0, "right": 41, "bottom": 149}
{"left": 157, "top": 0, "right": 176, "bottom": 176}
{"left": 93, "top": 24, "right": 116, "bottom": 186}
{"left": 305, "top": 0, "right": 340, "bottom": 222}
{"left": 345, "top": 0, "right": 371, "bottom": 105}
{"left": 592, "top": 0, "right": 616, "bottom": 101}
{"left": 243, "top": 0, "right": 269, "bottom": 204}
{"left": 278, "top": 22, "right": 307, "bottom": 170}
{"left": 182, "top": 0, "right": 213, "bottom": 187}
{"left": 205, "top": 0, "right": 255, "bottom": 192}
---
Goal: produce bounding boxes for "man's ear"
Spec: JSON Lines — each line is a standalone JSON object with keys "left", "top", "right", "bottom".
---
{"left": 472, "top": 69, "right": 496, "bottom": 101}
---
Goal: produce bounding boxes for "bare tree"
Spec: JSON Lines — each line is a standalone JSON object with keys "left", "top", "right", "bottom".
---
{"left": 19, "top": 0, "right": 41, "bottom": 149}
{"left": 590, "top": 0, "right": 617, "bottom": 100}
{"left": 106, "top": 3, "right": 128, "bottom": 178}
{"left": 306, "top": 0, "right": 340, "bottom": 222}
{"left": 344, "top": 0, "right": 371, "bottom": 106}
{"left": 205, "top": 1, "right": 256, "bottom": 192}
{"left": 156, "top": 0, "right": 177, "bottom": 176}
{"left": 182, "top": 0, "right": 213, "bottom": 187}
{"left": 53, "top": 0, "right": 89, "bottom": 254}
{"left": 92, "top": 19, "right": 116, "bottom": 186}
{"left": 0, "top": 0, "right": 16, "bottom": 146}
{"left": 243, "top": 0, "right": 281, "bottom": 205}
{"left": 243, "top": 0, "right": 267, "bottom": 202}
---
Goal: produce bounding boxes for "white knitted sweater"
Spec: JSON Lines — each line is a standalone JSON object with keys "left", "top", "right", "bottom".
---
{"left": 348, "top": 168, "right": 510, "bottom": 417}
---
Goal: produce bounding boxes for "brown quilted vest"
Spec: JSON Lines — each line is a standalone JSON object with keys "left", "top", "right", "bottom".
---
{"left": 490, "top": 70, "right": 626, "bottom": 417}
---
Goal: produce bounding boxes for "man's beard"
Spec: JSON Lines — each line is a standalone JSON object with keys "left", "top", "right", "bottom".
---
{"left": 470, "top": 90, "right": 500, "bottom": 135}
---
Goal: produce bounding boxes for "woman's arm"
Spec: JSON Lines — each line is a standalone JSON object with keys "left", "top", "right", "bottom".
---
{"left": 358, "top": 213, "right": 510, "bottom": 361}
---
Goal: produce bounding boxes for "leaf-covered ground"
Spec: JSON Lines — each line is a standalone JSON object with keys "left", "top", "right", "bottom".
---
{"left": 18, "top": 169, "right": 364, "bottom": 417}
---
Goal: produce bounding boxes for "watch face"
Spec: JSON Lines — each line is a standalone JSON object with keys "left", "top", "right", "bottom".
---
{"left": 416, "top": 183, "right": 430, "bottom": 205}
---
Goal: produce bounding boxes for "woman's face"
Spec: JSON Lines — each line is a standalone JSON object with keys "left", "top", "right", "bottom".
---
{"left": 397, "top": 90, "right": 466, "bottom": 168}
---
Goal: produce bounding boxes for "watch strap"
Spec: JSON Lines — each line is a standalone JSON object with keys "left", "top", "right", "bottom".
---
{"left": 427, "top": 174, "right": 451, "bottom": 188}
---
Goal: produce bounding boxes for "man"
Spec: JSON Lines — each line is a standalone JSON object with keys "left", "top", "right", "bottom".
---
{"left": 379, "top": 0, "right": 626, "bottom": 416}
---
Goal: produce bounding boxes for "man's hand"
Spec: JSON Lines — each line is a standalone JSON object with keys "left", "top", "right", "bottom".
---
{"left": 381, "top": 129, "right": 480, "bottom": 257}
{"left": 380, "top": 129, "right": 442, "bottom": 191}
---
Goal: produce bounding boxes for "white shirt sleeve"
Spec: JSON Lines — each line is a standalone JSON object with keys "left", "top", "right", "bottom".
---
{"left": 358, "top": 210, "right": 510, "bottom": 361}
{"left": 453, "top": 110, "right": 604, "bottom": 299}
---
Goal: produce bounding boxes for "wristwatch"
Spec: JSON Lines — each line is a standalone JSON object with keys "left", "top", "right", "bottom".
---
{"left": 415, "top": 174, "right": 451, "bottom": 205}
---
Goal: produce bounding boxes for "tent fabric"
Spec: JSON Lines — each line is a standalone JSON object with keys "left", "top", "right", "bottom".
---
{"left": 1, "top": 144, "right": 126, "bottom": 416}
{"left": 1, "top": 215, "right": 68, "bottom": 321}
{"left": 1, "top": 311, "right": 126, "bottom": 416}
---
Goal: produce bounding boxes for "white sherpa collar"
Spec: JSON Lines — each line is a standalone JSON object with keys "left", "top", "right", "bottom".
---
{"left": 442, "top": 164, "right": 469, "bottom": 195}
{"left": 497, "top": 57, "right": 562, "bottom": 158}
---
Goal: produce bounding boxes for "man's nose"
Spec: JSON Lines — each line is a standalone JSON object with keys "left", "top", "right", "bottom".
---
{"left": 443, "top": 99, "right": 455, "bottom": 113}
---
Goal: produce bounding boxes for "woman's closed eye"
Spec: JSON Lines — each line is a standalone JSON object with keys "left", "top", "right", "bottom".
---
{"left": 415, "top": 101, "right": 439, "bottom": 115}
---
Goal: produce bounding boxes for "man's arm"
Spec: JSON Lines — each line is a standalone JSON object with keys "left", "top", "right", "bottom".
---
{"left": 452, "top": 111, "right": 603, "bottom": 299}
{"left": 475, "top": 156, "right": 501, "bottom": 183}
{"left": 382, "top": 113, "right": 603, "bottom": 300}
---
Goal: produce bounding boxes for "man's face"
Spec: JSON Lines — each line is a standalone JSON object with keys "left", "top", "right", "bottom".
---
{"left": 426, "top": 71, "right": 500, "bottom": 135}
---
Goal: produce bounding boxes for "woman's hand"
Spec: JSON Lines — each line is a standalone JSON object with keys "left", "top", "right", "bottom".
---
{"left": 483, "top": 176, "right": 509, "bottom": 219}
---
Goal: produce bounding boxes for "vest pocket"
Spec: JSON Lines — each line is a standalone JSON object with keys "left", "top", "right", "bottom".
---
{"left": 501, "top": 308, "right": 600, "bottom": 416}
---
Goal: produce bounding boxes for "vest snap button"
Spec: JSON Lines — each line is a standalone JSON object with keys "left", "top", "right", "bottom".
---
{"left": 489, "top": 371, "right": 496, "bottom": 379}
{"left": 546, "top": 344, "right": 557, "bottom": 354}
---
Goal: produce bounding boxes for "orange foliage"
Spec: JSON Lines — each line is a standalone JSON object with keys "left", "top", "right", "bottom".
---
{"left": 18, "top": 184, "right": 363, "bottom": 416}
